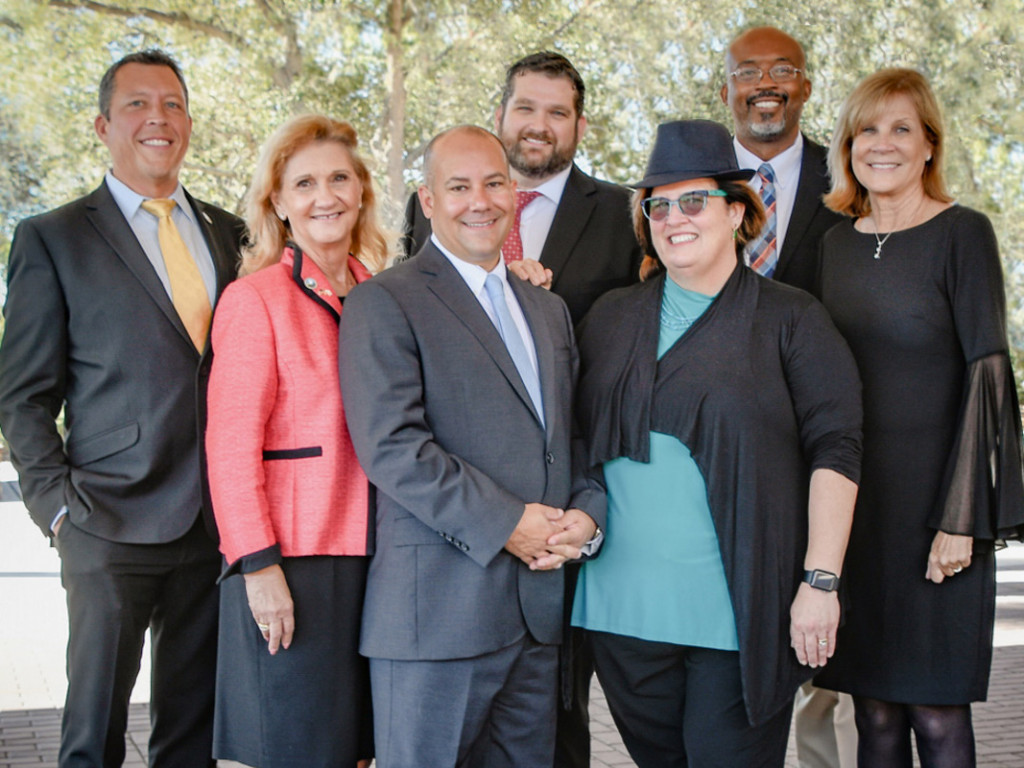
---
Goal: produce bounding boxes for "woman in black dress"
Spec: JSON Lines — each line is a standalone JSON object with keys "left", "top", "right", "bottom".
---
{"left": 816, "top": 68, "right": 1024, "bottom": 768}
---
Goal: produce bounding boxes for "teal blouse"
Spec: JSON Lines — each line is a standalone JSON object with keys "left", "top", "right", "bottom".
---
{"left": 571, "top": 276, "right": 738, "bottom": 650}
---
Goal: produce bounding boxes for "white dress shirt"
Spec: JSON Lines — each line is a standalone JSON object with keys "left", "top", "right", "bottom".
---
{"left": 517, "top": 164, "right": 573, "bottom": 262}
{"left": 733, "top": 134, "right": 804, "bottom": 255}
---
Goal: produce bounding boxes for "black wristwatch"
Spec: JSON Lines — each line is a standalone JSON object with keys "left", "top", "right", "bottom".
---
{"left": 803, "top": 569, "right": 840, "bottom": 592}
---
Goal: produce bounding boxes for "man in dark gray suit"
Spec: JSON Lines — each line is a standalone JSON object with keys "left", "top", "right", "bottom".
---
{"left": 339, "top": 125, "right": 605, "bottom": 768}
{"left": 0, "top": 50, "right": 242, "bottom": 767}
{"left": 403, "top": 51, "right": 642, "bottom": 326}
{"left": 406, "top": 54, "right": 641, "bottom": 768}
{"left": 721, "top": 26, "right": 854, "bottom": 768}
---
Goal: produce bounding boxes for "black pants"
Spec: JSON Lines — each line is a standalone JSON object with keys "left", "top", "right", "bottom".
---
{"left": 57, "top": 516, "right": 219, "bottom": 768}
{"left": 554, "top": 562, "right": 592, "bottom": 768}
{"left": 589, "top": 630, "right": 793, "bottom": 768}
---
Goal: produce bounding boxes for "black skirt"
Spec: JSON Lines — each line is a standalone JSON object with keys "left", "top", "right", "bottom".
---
{"left": 213, "top": 555, "right": 372, "bottom": 767}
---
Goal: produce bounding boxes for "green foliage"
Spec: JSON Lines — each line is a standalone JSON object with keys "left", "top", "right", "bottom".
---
{"left": 0, "top": 0, "right": 1022, "bottom": 396}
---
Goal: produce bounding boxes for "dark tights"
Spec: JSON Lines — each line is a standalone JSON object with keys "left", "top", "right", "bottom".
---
{"left": 854, "top": 696, "right": 976, "bottom": 768}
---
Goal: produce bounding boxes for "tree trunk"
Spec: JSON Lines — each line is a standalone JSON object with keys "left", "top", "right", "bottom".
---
{"left": 385, "top": 0, "right": 407, "bottom": 226}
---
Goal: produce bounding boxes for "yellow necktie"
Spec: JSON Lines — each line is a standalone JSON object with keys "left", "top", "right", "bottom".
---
{"left": 141, "top": 198, "right": 212, "bottom": 351}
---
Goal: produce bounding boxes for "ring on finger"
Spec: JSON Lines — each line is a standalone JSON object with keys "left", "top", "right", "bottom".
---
{"left": 953, "top": 565, "right": 963, "bottom": 573}
{"left": 257, "top": 622, "right": 270, "bottom": 632}
{"left": 817, "top": 638, "right": 828, "bottom": 647}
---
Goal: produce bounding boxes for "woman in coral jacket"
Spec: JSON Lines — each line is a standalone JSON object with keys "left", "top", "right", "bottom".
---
{"left": 205, "top": 114, "right": 389, "bottom": 768}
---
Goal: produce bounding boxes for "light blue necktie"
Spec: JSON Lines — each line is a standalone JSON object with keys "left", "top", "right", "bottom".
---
{"left": 484, "top": 274, "right": 544, "bottom": 425}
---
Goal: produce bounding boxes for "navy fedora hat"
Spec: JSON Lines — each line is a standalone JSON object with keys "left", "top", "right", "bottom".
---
{"left": 632, "top": 119, "right": 755, "bottom": 188}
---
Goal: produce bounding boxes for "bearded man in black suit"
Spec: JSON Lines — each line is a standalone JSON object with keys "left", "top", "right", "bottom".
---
{"left": 403, "top": 51, "right": 642, "bottom": 326}
{"left": 722, "top": 26, "right": 844, "bottom": 296}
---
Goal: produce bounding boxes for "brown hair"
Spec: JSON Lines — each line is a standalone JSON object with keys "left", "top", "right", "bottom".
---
{"left": 632, "top": 179, "right": 766, "bottom": 280}
{"left": 241, "top": 114, "right": 389, "bottom": 276}
{"left": 500, "top": 51, "right": 585, "bottom": 117}
{"left": 825, "top": 68, "right": 952, "bottom": 217}
{"left": 99, "top": 49, "right": 188, "bottom": 119}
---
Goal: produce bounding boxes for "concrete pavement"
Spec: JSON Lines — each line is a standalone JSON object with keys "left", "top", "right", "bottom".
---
{"left": 2, "top": 466, "right": 1022, "bottom": 766}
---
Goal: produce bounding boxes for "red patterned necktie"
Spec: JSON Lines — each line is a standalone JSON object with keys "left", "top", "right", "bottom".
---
{"left": 502, "top": 190, "right": 542, "bottom": 264}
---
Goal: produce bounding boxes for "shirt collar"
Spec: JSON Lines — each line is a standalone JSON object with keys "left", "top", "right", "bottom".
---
{"left": 105, "top": 171, "right": 193, "bottom": 224}
{"left": 430, "top": 235, "right": 508, "bottom": 297}
{"left": 732, "top": 133, "right": 804, "bottom": 190}
{"left": 517, "top": 163, "right": 573, "bottom": 206}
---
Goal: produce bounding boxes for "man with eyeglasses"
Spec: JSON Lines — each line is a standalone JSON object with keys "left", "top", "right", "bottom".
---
{"left": 720, "top": 26, "right": 843, "bottom": 295}
{"left": 721, "top": 26, "right": 855, "bottom": 768}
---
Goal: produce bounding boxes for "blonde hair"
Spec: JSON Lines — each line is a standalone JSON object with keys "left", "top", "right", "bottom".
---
{"left": 632, "top": 180, "right": 766, "bottom": 281}
{"left": 825, "top": 68, "right": 952, "bottom": 218}
{"left": 241, "top": 114, "right": 389, "bottom": 275}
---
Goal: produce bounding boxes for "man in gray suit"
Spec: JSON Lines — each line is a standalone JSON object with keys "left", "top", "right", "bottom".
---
{"left": 338, "top": 125, "right": 605, "bottom": 767}
{"left": 0, "top": 50, "right": 242, "bottom": 767}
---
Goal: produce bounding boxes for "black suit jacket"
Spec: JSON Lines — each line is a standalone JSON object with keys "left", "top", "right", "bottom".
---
{"left": 0, "top": 181, "right": 243, "bottom": 542}
{"left": 402, "top": 164, "right": 643, "bottom": 325}
{"left": 771, "top": 137, "right": 845, "bottom": 295}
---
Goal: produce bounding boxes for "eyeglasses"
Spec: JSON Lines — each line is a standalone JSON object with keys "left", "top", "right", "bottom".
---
{"left": 728, "top": 65, "right": 802, "bottom": 84}
{"left": 641, "top": 190, "right": 727, "bottom": 221}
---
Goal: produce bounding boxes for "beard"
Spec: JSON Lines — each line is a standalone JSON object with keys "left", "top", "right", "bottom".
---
{"left": 504, "top": 129, "right": 577, "bottom": 179}
{"left": 744, "top": 91, "right": 789, "bottom": 141}
{"left": 748, "top": 114, "right": 787, "bottom": 140}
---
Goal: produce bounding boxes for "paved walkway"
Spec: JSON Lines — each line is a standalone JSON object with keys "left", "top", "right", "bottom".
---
{"left": 2, "top": 468, "right": 1022, "bottom": 767}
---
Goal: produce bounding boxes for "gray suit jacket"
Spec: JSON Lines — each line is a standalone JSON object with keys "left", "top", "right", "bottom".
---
{"left": 0, "top": 181, "right": 243, "bottom": 542}
{"left": 338, "top": 243, "right": 606, "bottom": 661}
{"left": 402, "top": 164, "right": 642, "bottom": 325}
{"left": 772, "top": 137, "right": 845, "bottom": 295}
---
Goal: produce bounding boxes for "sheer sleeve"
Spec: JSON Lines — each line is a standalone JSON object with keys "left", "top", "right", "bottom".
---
{"left": 930, "top": 352, "right": 1024, "bottom": 543}
{"left": 927, "top": 208, "right": 1024, "bottom": 543}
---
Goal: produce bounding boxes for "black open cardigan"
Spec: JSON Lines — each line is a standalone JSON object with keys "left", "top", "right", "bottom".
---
{"left": 575, "top": 262, "right": 863, "bottom": 726}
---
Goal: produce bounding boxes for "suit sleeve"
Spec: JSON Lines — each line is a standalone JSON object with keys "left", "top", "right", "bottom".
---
{"left": 0, "top": 219, "right": 73, "bottom": 536}
{"left": 338, "top": 279, "right": 526, "bottom": 568}
{"left": 397, "top": 192, "right": 430, "bottom": 263}
{"left": 205, "top": 280, "right": 282, "bottom": 565}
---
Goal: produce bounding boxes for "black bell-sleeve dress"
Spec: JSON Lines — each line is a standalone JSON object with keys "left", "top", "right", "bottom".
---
{"left": 816, "top": 205, "right": 1024, "bottom": 704}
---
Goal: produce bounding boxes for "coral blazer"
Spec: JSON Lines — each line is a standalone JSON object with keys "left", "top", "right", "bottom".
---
{"left": 206, "top": 245, "right": 372, "bottom": 567}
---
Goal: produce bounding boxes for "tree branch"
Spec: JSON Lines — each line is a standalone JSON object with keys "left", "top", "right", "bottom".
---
{"left": 47, "top": 0, "right": 246, "bottom": 46}
{"left": 254, "top": 0, "right": 302, "bottom": 89}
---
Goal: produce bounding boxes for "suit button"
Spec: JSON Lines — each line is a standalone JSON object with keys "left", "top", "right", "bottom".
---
{"left": 546, "top": 452, "right": 555, "bottom": 464}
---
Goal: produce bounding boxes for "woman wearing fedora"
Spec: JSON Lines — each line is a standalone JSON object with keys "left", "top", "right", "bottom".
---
{"left": 570, "top": 120, "right": 863, "bottom": 767}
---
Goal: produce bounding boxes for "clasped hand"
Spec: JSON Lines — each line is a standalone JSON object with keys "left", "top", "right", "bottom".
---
{"left": 505, "top": 502, "right": 597, "bottom": 571}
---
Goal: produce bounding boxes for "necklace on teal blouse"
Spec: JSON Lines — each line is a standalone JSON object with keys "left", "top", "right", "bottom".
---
{"left": 660, "top": 300, "right": 698, "bottom": 332}
{"left": 660, "top": 277, "right": 714, "bottom": 334}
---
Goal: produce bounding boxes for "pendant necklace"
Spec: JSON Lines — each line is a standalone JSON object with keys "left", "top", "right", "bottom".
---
{"left": 872, "top": 230, "right": 893, "bottom": 260}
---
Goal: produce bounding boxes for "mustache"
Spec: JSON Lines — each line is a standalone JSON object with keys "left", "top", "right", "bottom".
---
{"left": 518, "top": 129, "right": 553, "bottom": 143}
{"left": 746, "top": 90, "right": 788, "bottom": 106}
